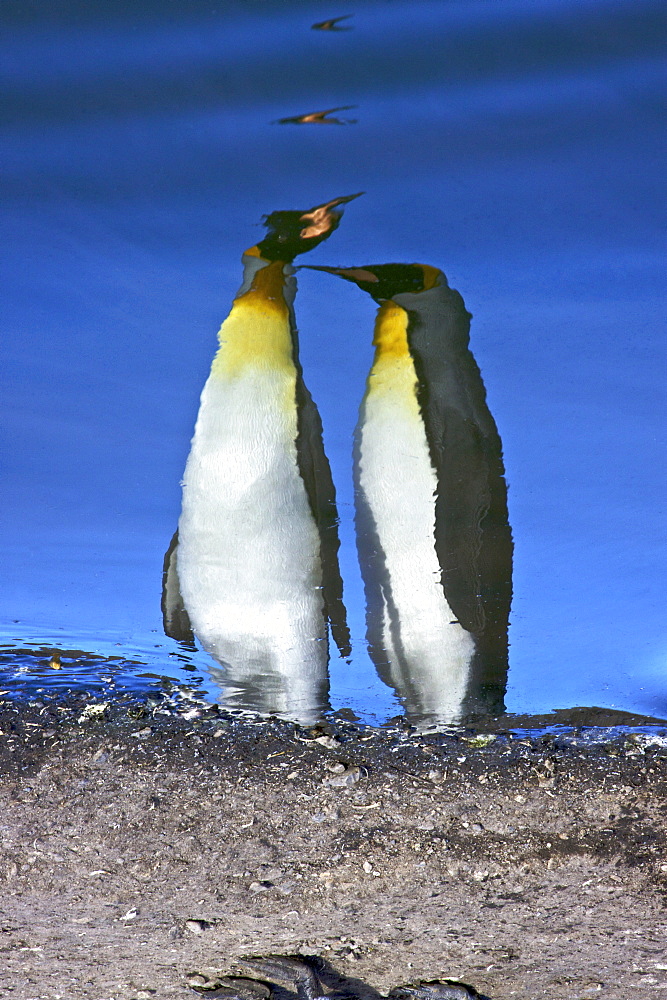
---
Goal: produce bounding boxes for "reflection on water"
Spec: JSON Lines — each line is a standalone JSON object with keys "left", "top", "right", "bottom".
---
{"left": 311, "top": 16, "right": 354, "bottom": 33}
{"left": 0, "top": 643, "right": 203, "bottom": 707}
{"left": 163, "top": 197, "right": 359, "bottom": 725}
{"left": 2, "top": 0, "right": 663, "bottom": 726}
{"left": 166, "top": 199, "right": 512, "bottom": 727}
{"left": 275, "top": 106, "right": 358, "bottom": 126}
{"left": 310, "top": 264, "right": 512, "bottom": 725}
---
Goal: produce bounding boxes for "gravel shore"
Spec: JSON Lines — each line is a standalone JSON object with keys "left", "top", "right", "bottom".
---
{"left": 1, "top": 697, "right": 666, "bottom": 1000}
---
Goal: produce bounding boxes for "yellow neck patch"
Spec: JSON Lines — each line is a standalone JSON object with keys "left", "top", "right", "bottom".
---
{"left": 236, "top": 260, "right": 290, "bottom": 319}
{"left": 365, "top": 301, "right": 421, "bottom": 413}
{"left": 211, "top": 260, "right": 294, "bottom": 378}
{"left": 373, "top": 301, "right": 411, "bottom": 360}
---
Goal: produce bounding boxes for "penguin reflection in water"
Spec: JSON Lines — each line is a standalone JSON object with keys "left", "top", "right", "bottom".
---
{"left": 162, "top": 196, "right": 360, "bottom": 725}
{"left": 308, "top": 263, "right": 513, "bottom": 725}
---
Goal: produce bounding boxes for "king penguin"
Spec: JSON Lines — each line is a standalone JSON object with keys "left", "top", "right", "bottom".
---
{"left": 162, "top": 195, "right": 360, "bottom": 724}
{"left": 307, "top": 263, "right": 513, "bottom": 724}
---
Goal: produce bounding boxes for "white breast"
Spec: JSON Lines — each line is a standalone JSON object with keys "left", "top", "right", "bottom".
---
{"left": 177, "top": 366, "right": 327, "bottom": 723}
{"left": 357, "top": 359, "right": 476, "bottom": 723}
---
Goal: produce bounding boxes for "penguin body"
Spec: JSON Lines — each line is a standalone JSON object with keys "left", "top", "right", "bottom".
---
{"left": 177, "top": 256, "right": 327, "bottom": 715}
{"left": 311, "top": 263, "right": 512, "bottom": 723}
{"left": 392, "top": 271, "right": 513, "bottom": 672}
{"left": 164, "top": 196, "right": 359, "bottom": 724}
{"left": 355, "top": 299, "right": 476, "bottom": 721}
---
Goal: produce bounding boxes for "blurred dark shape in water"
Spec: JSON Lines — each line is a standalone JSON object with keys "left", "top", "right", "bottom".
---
{"left": 311, "top": 15, "right": 354, "bottom": 32}
{"left": 307, "top": 262, "right": 513, "bottom": 726}
{"left": 162, "top": 197, "right": 361, "bottom": 725}
{"left": 274, "top": 106, "right": 358, "bottom": 125}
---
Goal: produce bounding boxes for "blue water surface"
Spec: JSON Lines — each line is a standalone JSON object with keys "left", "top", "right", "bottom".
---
{"left": 2, "top": 0, "right": 665, "bottom": 722}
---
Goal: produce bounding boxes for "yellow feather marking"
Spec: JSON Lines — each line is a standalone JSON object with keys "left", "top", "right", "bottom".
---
{"left": 211, "top": 261, "right": 295, "bottom": 378}
{"left": 420, "top": 264, "right": 441, "bottom": 290}
{"left": 367, "top": 301, "right": 420, "bottom": 415}
{"left": 373, "top": 301, "right": 411, "bottom": 359}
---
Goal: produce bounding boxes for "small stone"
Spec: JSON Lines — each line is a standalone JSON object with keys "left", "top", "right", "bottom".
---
{"left": 322, "top": 765, "right": 366, "bottom": 787}
{"left": 462, "top": 733, "right": 497, "bottom": 747}
{"left": 186, "top": 974, "right": 210, "bottom": 987}
{"left": 185, "top": 919, "right": 210, "bottom": 935}
{"left": 248, "top": 881, "right": 271, "bottom": 893}
{"left": 77, "top": 702, "right": 109, "bottom": 723}
{"left": 314, "top": 735, "right": 342, "bottom": 749}
{"left": 180, "top": 708, "right": 202, "bottom": 720}
{"left": 334, "top": 708, "right": 359, "bottom": 721}
{"left": 127, "top": 705, "right": 148, "bottom": 720}
{"left": 363, "top": 861, "right": 373, "bottom": 873}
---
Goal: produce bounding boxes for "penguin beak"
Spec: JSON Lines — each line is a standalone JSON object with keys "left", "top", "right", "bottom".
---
{"left": 297, "top": 193, "right": 364, "bottom": 241}
{"left": 299, "top": 265, "right": 380, "bottom": 286}
{"left": 255, "top": 193, "right": 363, "bottom": 262}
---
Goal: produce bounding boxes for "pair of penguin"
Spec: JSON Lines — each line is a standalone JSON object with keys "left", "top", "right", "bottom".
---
{"left": 162, "top": 196, "right": 512, "bottom": 726}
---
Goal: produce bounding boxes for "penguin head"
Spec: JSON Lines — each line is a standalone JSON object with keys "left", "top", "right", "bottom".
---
{"left": 251, "top": 193, "right": 363, "bottom": 263}
{"left": 304, "top": 263, "right": 442, "bottom": 301}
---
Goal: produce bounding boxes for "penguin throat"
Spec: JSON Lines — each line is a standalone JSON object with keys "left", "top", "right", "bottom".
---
{"left": 373, "top": 301, "right": 411, "bottom": 361}
{"left": 211, "top": 261, "right": 295, "bottom": 377}
{"left": 237, "top": 260, "right": 291, "bottom": 317}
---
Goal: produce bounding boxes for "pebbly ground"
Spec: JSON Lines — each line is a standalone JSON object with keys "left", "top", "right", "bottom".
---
{"left": 1, "top": 695, "right": 666, "bottom": 1000}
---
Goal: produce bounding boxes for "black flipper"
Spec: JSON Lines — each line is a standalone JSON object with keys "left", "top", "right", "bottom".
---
{"left": 397, "top": 276, "right": 512, "bottom": 708}
{"left": 161, "top": 530, "right": 196, "bottom": 648}
{"left": 295, "top": 375, "right": 352, "bottom": 659}
{"left": 280, "top": 277, "right": 351, "bottom": 661}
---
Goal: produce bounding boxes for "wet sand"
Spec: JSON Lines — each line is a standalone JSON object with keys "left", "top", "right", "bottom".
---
{"left": 1, "top": 697, "right": 666, "bottom": 999}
